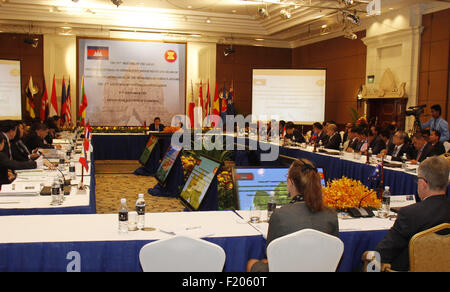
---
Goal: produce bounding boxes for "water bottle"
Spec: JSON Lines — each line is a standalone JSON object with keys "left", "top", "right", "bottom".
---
{"left": 136, "top": 194, "right": 146, "bottom": 230}
{"left": 58, "top": 174, "right": 65, "bottom": 202}
{"left": 118, "top": 198, "right": 128, "bottom": 234}
{"left": 267, "top": 191, "right": 277, "bottom": 221}
{"left": 51, "top": 178, "right": 61, "bottom": 206}
{"left": 69, "top": 162, "right": 76, "bottom": 181}
{"left": 339, "top": 143, "right": 344, "bottom": 155}
{"left": 401, "top": 153, "right": 407, "bottom": 169}
{"left": 380, "top": 186, "right": 391, "bottom": 218}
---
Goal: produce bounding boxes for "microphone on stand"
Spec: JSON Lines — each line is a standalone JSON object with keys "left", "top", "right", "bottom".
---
{"left": 38, "top": 151, "right": 69, "bottom": 186}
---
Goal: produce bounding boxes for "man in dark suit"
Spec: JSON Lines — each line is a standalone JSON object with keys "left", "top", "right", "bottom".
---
{"left": 386, "top": 131, "right": 414, "bottom": 161}
{"left": 23, "top": 123, "right": 56, "bottom": 152}
{"left": 346, "top": 127, "right": 360, "bottom": 152}
{"left": 310, "top": 122, "right": 328, "bottom": 145}
{"left": 149, "top": 117, "right": 165, "bottom": 132}
{"left": 428, "top": 130, "right": 446, "bottom": 156}
{"left": 410, "top": 132, "right": 434, "bottom": 164}
{"left": 368, "top": 130, "right": 386, "bottom": 155}
{"left": 0, "top": 133, "right": 38, "bottom": 186}
{"left": 11, "top": 122, "right": 40, "bottom": 162}
{"left": 0, "top": 120, "right": 19, "bottom": 160}
{"left": 324, "top": 124, "right": 341, "bottom": 150}
{"left": 375, "top": 156, "right": 450, "bottom": 271}
{"left": 284, "top": 122, "right": 305, "bottom": 143}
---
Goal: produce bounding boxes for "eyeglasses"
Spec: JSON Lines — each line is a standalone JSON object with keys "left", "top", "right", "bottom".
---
{"left": 414, "top": 176, "right": 428, "bottom": 184}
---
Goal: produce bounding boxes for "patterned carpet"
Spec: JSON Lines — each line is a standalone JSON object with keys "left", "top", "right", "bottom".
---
{"left": 95, "top": 161, "right": 185, "bottom": 214}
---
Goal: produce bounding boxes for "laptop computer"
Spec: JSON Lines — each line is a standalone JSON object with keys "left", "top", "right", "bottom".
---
{"left": 155, "top": 144, "right": 183, "bottom": 187}
{"left": 178, "top": 154, "right": 222, "bottom": 211}
{"left": 232, "top": 166, "right": 291, "bottom": 210}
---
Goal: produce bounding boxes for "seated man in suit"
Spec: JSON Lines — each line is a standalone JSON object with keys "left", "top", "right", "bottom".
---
{"left": 0, "top": 120, "right": 18, "bottom": 160}
{"left": 346, "top": 127, "right": 360, "bottom": 152}
{"left": 23, "top": 123, "right": 60, "bottom": 152}
{"left": 386, "top": 131, "right": 414, "bottom": 161}
{"left": 324, "top": 124, "right": 341, "bottom": 150}
{"left": 284, "top": 122, "right": 305, "bottom": 144}
{"left": 428, "top": 130, "right": 446, "bottom": 156}
{"left": 11, "top": 121, "right": 40, "bottom": 162}
{"left": 343, "top": 122, "right": 353, "bottom": 143}
{"left": 409, "top": 132, "right": 434, "bottom": 165}
{"left": 375, "top": 156, "right": 450, "bottom": 271}
{"left": 368, "top": 129, "right": 386, "bottom": 155}
{"left": 310, "top": 122, "right": 328, "bottom": 146}
{"left": 149, "top": 117, "right": 165, "bottom": 132}
{"left": 0, "top": 132, "right": 42, "bottom": 186}
{"left": 247, "top": 158, "right": 339, "bottom": 272}
{"left": 376, "top": 129, "right": 391, "bottom": 158}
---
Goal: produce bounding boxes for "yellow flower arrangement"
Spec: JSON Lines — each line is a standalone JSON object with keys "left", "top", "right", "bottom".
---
{"left": 322, "top": 177, "right": 381, "bottom": 210}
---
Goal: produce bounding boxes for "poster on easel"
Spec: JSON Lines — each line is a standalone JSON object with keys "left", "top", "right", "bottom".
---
{"left": 139, "top": 135, "right": 158, "bottom": 166}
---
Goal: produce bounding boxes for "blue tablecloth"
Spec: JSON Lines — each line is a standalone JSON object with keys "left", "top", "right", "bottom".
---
{"left": 92, "top": 134, "right": 149, "bottom": 160}
{"left": 0, "top": 235, "right": 266, "bottom": 272}
{"left": 0, "top": 153, "right": 97, "bottom": 216}
{"left": 0, "top": 229, "right": 387, "bottom": 272}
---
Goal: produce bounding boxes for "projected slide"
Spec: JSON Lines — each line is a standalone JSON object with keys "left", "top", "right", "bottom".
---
{"left": 252, "top": 69, "right": 326, "bottom": 123}
{"left": 0, "top": 60, "right": 22, "bottom": 120}
{"left": 234, "top": 167, "right": 291, "bottom": 210}
{"left": 78, "top": 38, "right": 186, "bottom": 126}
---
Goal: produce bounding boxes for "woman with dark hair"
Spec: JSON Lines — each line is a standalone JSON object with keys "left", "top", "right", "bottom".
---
{"left": 11, "top": 121, "right": 40, "bottom": 162}
{"left": 23, "top": 122, "right": 61, "bottom": 152}
{"left": 247, "top": 158, "right": 339, "bottom": 272}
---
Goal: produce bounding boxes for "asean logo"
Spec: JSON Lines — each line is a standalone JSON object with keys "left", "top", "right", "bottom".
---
{"left": 165, "top": 50, "right": 177, "bottom": 63}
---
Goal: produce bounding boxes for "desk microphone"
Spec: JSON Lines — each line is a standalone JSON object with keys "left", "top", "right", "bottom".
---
{"left": 38, "top": 150, "right": 68, "bottom": 186}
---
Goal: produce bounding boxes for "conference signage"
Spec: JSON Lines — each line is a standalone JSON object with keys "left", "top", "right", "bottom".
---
{"left": 78, "top": 38, "right": 186, "bottom": 126}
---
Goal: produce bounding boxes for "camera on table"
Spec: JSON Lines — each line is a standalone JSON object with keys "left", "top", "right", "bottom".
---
{"left": 405, "top": 104, "right": 426, "bottom": 118}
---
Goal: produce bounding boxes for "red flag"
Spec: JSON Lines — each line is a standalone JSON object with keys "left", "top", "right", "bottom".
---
{"left": 199, "top": 80, "right": 203, "bottom": 115}
{"left": 205, "top": 81, "right": 210, "bottom": 119}
{"left": 40, "top": 77, "right": 49, "bottom": 122}
{"left": 188, "top": 80, "right": 195, "bottom": 129}
{"left": 50, "top": 75, "right": 58, "bottom": 116}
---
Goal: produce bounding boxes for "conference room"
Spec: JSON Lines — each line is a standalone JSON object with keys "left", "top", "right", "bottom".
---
{"left": 0, "top": 0, "right": 449, "bottom": 277}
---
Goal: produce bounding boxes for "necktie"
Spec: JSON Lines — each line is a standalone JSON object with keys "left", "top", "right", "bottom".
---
{"left": 393, "top": 146, "right": 398, "bottom": 157}
{"left": 416, "top": 149, "right": 423, "bottom": 161}
{"left": 433, "top": 119, "right": 437, "bottom": 131}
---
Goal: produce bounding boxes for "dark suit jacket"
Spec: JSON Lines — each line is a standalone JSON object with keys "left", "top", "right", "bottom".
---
{"left": 387, "top": 143, "right": 415, "bottom": 161}
{"left": 11, "top": 140, "right": 31, "bottom": 162}
{"left": 251, "top": 202, "right": 339, "bottom": 272}
{"left": 430, "top": 141, "right": 446, "bottom": 156}
{"left": 370, "top": 136, "right": 386, "bottom": 155}
{"left": 149, "top": 123, "right": 165, "bottom": 132}
{"left": 412, "top": 143, "right": 434, "bottom": 163}
{"left": 347, "top": 138, "right": 360, "bottom": 151}
{"left": 0, "top": 133, "right": 12, "bottom": 160}
{"left": 0, "top": 152, "right": 37, "bottom": 185}
{"left": 325, "top": 132, "right": 342, "bottom": 150}
{"left": 319, "top": 132, "right": 329, "bottom": 145}
{"left": 375, "top": 195, "right": 450, "bottom": 271}
{"left": 23, "top": 132, "right": 54, "bottom": 152}
{"left": 285, "top": 130, "right": 305, "bottom": 143}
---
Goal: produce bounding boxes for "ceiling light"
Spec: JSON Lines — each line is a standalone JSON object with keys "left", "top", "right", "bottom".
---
{"left": 206, "top": 18, "right": 211, "bottom": 23}
{"left": 280, "top": 9, "right": 291, "bottom": 19}
{"left": 24, "top": 37, "right": 39, "bottom": 48}
{"left": 342, "top": 0, "right": 354, "bottom": 5}
{"left": 224, "top": 46, "right": 235, "bottom": 57}
{"left": 255, "top": 38, "right": 264, "bottom": 41}
{"left": 257, "top": 8, "right": 269, "bottom": 18}
{"left": 111, "top": 0, "right": 123, "bottom": 8}
{"left": 190, "top": 34, "right": 201, "bottom": 37}
{"left": 321, "top": 24, "right": 327, "bottom": 28}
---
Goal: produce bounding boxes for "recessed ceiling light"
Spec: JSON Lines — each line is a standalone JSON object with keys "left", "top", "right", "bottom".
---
{"left": 321, "top": 24, "right": 327, "bottom": 28}
{"left": 190, "top": 34, "right": 201, "bottom": 37}
{"left": 232, "top": 10, "right": 237, "bottom": 13}
{"left": 187, "top": 5, "right": 192, "bottom": 9}
{"left": 389, "top": 7, "right": 394, "bottom": 10}
{"left": 255, "top": 38, "right": 264, "bottom": 41}
{"left": 206, "top": 18, "right": 211, "bottom": 23}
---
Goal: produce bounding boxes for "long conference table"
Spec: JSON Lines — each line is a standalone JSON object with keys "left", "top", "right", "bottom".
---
{"left": 0, "top": 210, "right": 394, "bottom": 272}
{"left": 0, "top": 132, "right": 436, "bottom": 272}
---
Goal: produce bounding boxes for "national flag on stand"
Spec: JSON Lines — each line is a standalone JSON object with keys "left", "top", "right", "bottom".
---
{"left": 211, "top": 82, "right": 220, "bottom": 127}
{"left": 227, "top": 81, "right": 235, "bottom": 116}
{"left": 60, "top": 77, "right": 67, "bottom": 126}
{"left": 40, "top": 77, "right": 49, "bottom": 122}
{"left": 199, "top": 80, "right": 203, "bottom": 118}
{"left": 205, "top": 81, "right": 211, "bottom": 124}
{"left": 25, "top": 76, "right": 36, "bottom": 119}
{"left": 66, "top": 78, "right": 73, "bottom": 125}
{"left": 188, "top": 80, "right": 195, "bottom": 129}
{"left": 50, "top": 75, "right": 58, "bottom": 117}
{"left": 79, "top": 75, "right": 88, "bottom": 127}
{"left": 220, "top": 83, "right": 228, "bottom": 125}
{"left": 79, "top": 124, "right": 92, "bottom": 172}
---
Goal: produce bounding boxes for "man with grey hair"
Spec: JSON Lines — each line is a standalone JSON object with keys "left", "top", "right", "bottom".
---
{"left": 386, "top": 130, "right": 414, "bottom": 161}
{"left": 375, "top": 156, "right": 450, "bottom": 271}
{"left": 325, "top": 124, "right": 341, "bottom": 150}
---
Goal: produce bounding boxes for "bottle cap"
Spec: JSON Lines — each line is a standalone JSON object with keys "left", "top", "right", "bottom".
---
{"left": 138, "top": 193, "right": 144, "bottom": 199}
{"left": 270, "top": 191, "right": 275, "bottom": 197}
{"left": 385, "top": 186, "right": 390, "bottom": 191}
{"left": 121, "top": 198, "right": 126, "bottom": 204}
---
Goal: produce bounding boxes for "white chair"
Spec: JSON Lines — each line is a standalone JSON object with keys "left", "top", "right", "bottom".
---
{"left": 139, "top": 236, "right": 226, "bottom": 272}
{"left": 266, "top": 229, "right": 344, "bottom": 272}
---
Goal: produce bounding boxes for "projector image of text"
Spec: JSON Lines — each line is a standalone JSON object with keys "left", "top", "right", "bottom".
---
{"left": 78, "top": 39, "right": 186, "bottom": 126}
